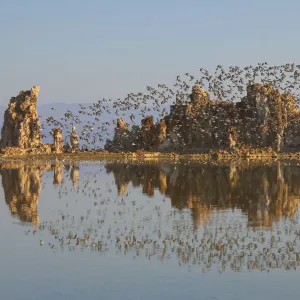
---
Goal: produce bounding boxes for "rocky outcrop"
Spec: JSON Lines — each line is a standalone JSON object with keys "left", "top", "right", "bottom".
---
{"left": 106, "top": 83, "right": 300, "bottom": 153}
{"left": 112, "top": 118, "right": 130, "bottom": 151}
{"left": 105, "top": 117, "right": 168, "bottom": 152}
{"left": 104, "top": 118, "right": 137, "bottom": 152}
{"left": 0, "top": 86, "right": 42, "bottom": 149}
{"left": 0, "top": 86, "right": 62, "bottom": 156}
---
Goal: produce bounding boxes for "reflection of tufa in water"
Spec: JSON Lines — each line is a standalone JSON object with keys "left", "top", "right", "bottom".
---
{"left": 36, "top": 160, "right": 300, "bottom": 273}
{"left": 0, "top": 161, "right": 80, "bottom": 224}
{"left": 0, "top": 164, "right": 42, "bottom": 224}
{"left": 0, "top": 160, "right": 298, "bottom": 228}
{"left": 52, "top": 161, "right": 63, "bottom": 184}
{"left": 106, "top": 161, "right": 300, "bottom": 227}
{"left": 70, "top": 163, "right": 79, "bottom": 189}
{"left": 1, "top": 160, "right": 299, "bottom": 273}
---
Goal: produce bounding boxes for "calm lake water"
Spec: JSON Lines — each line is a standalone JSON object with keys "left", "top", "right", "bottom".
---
{"left": 1, "top": 160, "right": 300, "bottom": 300}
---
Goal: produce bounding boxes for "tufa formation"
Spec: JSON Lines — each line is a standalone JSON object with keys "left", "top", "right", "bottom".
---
{"left": 0, "top": 86, "right": 42, "bottom": 149}
{"left": 1, "top": 84, "right": 300, "bottom": 155}
{"left": 105, "top": 84, "right": 300, "bottom": 153}
{"left": 0, "top": 86, "right": 74, "bottom": 155}
{"left": 51, "top": 128, "right": 63, "bottom": 154}
{"left": 70, "top": 126, "right": 79, "bottom": 151}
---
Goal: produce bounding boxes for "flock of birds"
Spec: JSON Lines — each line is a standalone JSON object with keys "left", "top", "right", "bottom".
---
{"left": 44, "top": 62, "right": 300, "bottom": 149}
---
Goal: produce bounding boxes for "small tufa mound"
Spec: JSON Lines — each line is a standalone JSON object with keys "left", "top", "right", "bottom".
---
{"left": 51, "top": 128, "right": 63, "bottom": 154}
{"left": 70, "top": 126, "right": 79, "bottom": 151}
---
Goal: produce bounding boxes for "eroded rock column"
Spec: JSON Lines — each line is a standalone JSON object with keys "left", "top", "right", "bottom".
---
{"left": 0, "top": 86, "right": 42, "bottom": 149}
{"left": 52, "top": 128, "right": 63, "bottom": 153}
{"left": 70, "top": 126, "right": 79, "bottom": 151}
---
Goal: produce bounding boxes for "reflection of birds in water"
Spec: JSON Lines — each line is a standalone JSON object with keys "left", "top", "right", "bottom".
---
{"left": 43, "top": 62, "right": 300, "bottom": 150}
{"left": 1, "top": 161, "right": 298, "bottom": 272}
{"left": 4, "top": 161, "right": 298, "bottom": 229}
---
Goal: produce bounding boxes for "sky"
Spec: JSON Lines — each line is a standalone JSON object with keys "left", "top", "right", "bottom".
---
{"left": 1, "top": 0, "right": 300, "bottom": 105}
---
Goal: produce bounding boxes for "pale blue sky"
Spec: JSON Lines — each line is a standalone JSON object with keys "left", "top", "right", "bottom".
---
{"left": 1, "top": 0, "right": 300, "bottom": 104}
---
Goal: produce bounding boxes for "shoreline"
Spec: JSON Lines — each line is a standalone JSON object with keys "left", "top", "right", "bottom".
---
{"left": 0, "top": 149, "right": 300, "bottom": 163}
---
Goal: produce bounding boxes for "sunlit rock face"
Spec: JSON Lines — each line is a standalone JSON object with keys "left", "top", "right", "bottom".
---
{"left": 51, "top": 128, "right": 63, "bottom": 153}
{"left": 0, "top": 86, "right": 42, "bottom": 149}
{"left": 190, "top": 86, "right": 210, "bottom": 107}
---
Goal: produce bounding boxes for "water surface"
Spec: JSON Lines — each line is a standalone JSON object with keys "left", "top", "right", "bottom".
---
{"left": 1, "top": 160, "right": 300, "bottom": 300}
